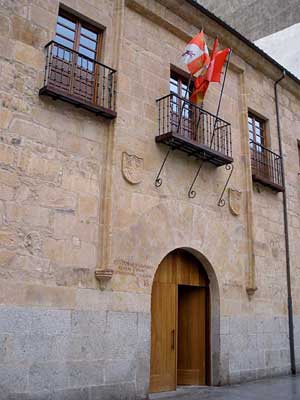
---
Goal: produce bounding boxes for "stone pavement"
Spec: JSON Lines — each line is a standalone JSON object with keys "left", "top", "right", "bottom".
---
{"left": 149, "top": 375, "right": 300, "bottom": 400}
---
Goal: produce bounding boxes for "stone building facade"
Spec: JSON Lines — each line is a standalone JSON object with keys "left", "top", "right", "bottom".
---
{"left": 0, "top": 0, "right": 300, "bottom": 399}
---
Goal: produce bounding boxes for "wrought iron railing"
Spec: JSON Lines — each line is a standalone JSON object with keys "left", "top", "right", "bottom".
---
{"left": 40, "top": 41, "right": 117, "bottom": 117}
{"left": 250, "top": 139, "right": 283, "bottom": 189}
{"left": 157, "top": 93, "right": 232, "bottom": 159}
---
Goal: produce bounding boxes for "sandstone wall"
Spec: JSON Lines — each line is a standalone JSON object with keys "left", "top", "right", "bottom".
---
{"left": 0, "top": 0, "right": 148, "bottom": 399}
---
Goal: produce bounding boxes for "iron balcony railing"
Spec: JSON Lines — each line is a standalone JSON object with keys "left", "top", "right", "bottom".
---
{"left": 156, "top": 93, "right": 232, "bottom": 165}
{"left": 250, "top": 139, "right": 284, "bottom": 191}
{"left": 39, "top": 41, "right": 117, "bottom": 118}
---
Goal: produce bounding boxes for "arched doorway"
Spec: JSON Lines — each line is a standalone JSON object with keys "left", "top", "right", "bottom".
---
{"left": 150, "top": 249, "right": 210, "bottom": 393}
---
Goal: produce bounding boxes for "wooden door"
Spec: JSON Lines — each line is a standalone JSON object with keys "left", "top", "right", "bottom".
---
{"left": 177, "top": 285, "right": 207, "bottom": 385}
{"left": 150, "top": 250, "right": 209, "bottom": 393}
{"left": 150, "top": 282, "right": 177, "bottom": 393}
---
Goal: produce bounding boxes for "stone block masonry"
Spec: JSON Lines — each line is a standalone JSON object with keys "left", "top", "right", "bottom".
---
{"left": 1, "top": 0, "right": 300, "bottom": 398}
{"left": 0, "top": 305, "right": 150, "bottom": 399}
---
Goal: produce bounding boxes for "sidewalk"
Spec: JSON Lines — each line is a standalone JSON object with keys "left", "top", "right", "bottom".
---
{"left": 149, "top": 375, "right": 300, "bottom": 400}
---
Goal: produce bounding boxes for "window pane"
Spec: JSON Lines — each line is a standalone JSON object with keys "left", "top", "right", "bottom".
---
{"left": 81, "top": 27, "right": 97, "bottom": 41}
{"left": 170, "top": 78, "right": 178, "bottom": 94}
{"left": 77, "top": 56, "right": 94, "bottom": 72}
{"left": 181, "top": 83, "right": 189, "bottom": 98}
{"left": 56, "top": 24, "right": 75, "bottom": 41}
{"left": 57, "top": 15, "right": 75, "bottom": 30}
{"left": 53, "top": 45, "right": 72, "bottom": 62}
{"left": 80, "top": 36, "right": 96, "bottom": 51}
{"left": 55, "top": 34, "right": 73, "bottom": 49}
{"left": 256, "top": 134, "right": 262, "bottom": 144}
{"left": 88, "top": 61, "right": 94, "bottom": 72}
{"left": 79, "top": 46, "right": 95, "bottom": 59}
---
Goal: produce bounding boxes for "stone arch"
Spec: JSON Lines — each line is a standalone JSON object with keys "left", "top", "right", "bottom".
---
{"left": 151, "top": 246, "right": 221, "bottom": 386}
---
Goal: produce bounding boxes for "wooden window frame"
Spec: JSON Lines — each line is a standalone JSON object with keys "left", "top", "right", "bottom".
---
{"left": 248, "top": 112, "right": 268, "bottom": 149}
{"left": 57, "top": 8, "right": 103, "bottom": 61}
{"left": 170, "top": 67, "right": 196, "bottom": 140}
{"left": 49, "top": 9, "right": 105, "bottom": 106}
{"left": 170, "top": 66, "right": 194, "bottom": 97}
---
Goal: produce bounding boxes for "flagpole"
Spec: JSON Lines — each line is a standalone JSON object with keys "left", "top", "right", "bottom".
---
{"left": 176, "top": 73, "right": 193, "bottom": 134}
{"left": 209, "top": 49, "right": 232, "bottom": 148}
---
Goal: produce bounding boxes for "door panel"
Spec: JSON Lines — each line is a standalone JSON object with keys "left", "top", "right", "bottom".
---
{"left": 150, "top": 282, "right": 177, "bottom": 393}
{"left": 177, "top": 285, "right": 206, "bottom": 385}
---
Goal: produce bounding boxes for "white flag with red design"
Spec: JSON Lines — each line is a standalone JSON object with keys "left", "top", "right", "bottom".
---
{"left": 181, "top": 30, "right": 210, "bottom": 75}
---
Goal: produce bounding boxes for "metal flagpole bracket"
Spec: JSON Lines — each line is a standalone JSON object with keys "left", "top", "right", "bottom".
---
{"left": 155, "top": 149, "right": 172, "bottom": 187}
{"left": 188, "top": 160, "right": 205, "bottom": 198}
{"left": 217, "top": 163, "right": 234, "bottom": 207}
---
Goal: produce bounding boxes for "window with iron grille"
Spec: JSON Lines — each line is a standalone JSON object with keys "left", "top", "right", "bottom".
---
{"left": 248, "top": 112, "right": 283, "bottom": 191}
{"left": 48, "top": 10, "right": 102, "bottom": 104}
{"left": 248, "top": 113, "right": 266, "bottom": 151}
{"left": 169, "top": 69, "right": 195, "bottom": 139}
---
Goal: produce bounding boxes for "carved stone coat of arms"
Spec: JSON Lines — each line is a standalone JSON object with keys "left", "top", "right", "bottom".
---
{"left": 228, "top": 188, "right": 242, "bottom": 216}
{"left": 122, "top": 152, "right": 144, "bottom": 184}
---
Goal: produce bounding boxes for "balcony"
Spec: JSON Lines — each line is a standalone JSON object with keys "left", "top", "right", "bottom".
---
{"left": 250, "top": 140, "right": 284, "bottom": 192}
{"left": 156, "top": 93, "right": 233, "bottom": 166}
{"left": 39, "top": 41, "right": 117, "bottom": 119}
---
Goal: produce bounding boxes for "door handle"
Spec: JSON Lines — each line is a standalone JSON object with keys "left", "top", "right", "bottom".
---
{"left": 171, "top": 329, "right": 175, "bottom": 350}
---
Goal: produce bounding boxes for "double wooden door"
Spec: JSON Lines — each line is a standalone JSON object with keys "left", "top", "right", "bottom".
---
{"left": 150, "top": 250, "right": 209, "bottom": 393}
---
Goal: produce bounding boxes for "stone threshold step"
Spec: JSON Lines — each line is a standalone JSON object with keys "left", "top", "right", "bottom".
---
{"left": 149, "top": 386, "right": 220, "bottom": 399}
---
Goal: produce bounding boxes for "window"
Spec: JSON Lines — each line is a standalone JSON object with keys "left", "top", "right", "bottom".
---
{"left": 248, "top": 112, "right": 284, "bottom": 191}
{"left": 248, "top": 113, "right": 266, "bottom": 151}
{"left": 40, "top": 8, "right": 116, "bottom": 117}
{"left": 170, "top": 69, "right": 195, "bottom": 139}
{"left": 54, "top": 10, "right": 101, "bottom": 71}
{"left": 248, "top": 112, "right": 268, "bottom": 180}
{"left": 170, "top": 70, "right": 193, "bottom": 99}
{"left": 49, "top": 10, "right": 103, "bottom": 104}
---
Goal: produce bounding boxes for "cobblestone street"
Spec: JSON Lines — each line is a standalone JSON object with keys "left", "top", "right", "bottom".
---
{"left": 150, "top": 375, "right": 300, "bottom": 400}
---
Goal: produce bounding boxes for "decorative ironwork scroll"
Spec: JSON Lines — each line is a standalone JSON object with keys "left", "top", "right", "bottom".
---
{"left": 218, "top": 164, "right": 234, "bottom": 207}
{"left": 155, "top": 149, "right": 172, "bottom": 187}
{"left": 188, "top": 160, "right": 206, "bottom": 198}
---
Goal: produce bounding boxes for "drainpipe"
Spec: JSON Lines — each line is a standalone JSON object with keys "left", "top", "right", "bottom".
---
{"left": 274, "top": 70, "right": 296, "bottom": 375}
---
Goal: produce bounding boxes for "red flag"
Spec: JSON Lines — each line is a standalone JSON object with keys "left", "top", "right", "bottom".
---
{"left": 210, "top": 37, "right": 219, "bottom": 60}
{"left": 207, "top": 48, "right": 230, "bottom": 83}
{"left": 181, "top": 31, "right": 210, "bottom": 75}
{"left": 191, "top": 44, "right": 230, "bottom": 104}
{"left": 190, "top": 75, "right": 209, "bottom": 104}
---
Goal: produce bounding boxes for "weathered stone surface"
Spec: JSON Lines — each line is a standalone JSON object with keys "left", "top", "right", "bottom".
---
{"left": 1, "top": 0, "right": 300, "bottom": 398}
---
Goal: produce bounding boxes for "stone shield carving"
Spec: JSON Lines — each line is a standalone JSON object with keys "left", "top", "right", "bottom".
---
{"left": 122, "top": 152, "right": 144, "bottom": 184}
{"left": 228, "top": 188, "right": 242, "bottom": 216}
